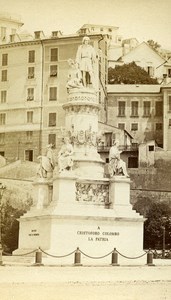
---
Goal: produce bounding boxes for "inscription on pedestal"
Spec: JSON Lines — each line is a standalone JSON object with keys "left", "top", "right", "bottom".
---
{"left": 28, "top": 229, "right": 39, "bottom": 237}
{"left": 77, "top": 229, "right": 119, "bottom": 242}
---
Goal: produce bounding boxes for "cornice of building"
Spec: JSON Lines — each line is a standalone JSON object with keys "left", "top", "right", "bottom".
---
{"left": 78, "top": 24, "right": 119, "bottom": 30}
{"left": 0, "top": 40, "right": 42, "bottom": 49}
{"left": 42, "top": 33, "right": 107, "bottom": 43}
{"left": 0, "top": 33, "right": 106, "bottom": 49}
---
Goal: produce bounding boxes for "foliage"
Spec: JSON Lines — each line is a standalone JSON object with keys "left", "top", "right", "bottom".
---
{"left": 147, "top": 40, "right": 161, "bottom": 51}
{"left": 1, "top": 201, "right": 26, "bottom": 253}
{"left": 108, "top": 62, "right": 158, "bottom": 84}
{"left": 133, "top": 197, "right": 171, "bottom": 249}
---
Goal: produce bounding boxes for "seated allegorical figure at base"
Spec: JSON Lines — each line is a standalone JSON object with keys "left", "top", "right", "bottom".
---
{"left": 58, "top": 137, "right": 74, "bottom": 173}
{"left": 108, "top": 140, "right": 129, "bottom": 178}
{"left": 37, "top": 144, "right": 55, "bottom": 178}
{"left": 66, "top": 59, "right": 83, "bottom": 90}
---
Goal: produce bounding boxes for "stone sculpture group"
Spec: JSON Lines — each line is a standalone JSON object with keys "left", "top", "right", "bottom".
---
{"left": 37, "top": 36, "right": 129, "bottom": 179}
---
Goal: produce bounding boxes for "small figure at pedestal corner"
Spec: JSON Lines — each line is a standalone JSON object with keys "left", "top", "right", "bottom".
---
{"left": 58, "top": 137, "right": 74, "bottom": 173}
{"left": 76, "top": 36, "right": 96, "bottom": 89}
{"left": 108, "top": 140, "right": 129, "bottom": 178}
{"left": 37, "top": 144, "right": 55, "bottom": 179}
{"left": 66, "top": 59, "right": 83, "bottom": 91}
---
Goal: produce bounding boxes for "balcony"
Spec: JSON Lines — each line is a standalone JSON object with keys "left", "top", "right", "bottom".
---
{"left": 97, "top": 143, "right": 138, "bottom": 152}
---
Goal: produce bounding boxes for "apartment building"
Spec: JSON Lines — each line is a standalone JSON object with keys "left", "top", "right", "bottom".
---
{"left": 107, "top": 84, "right": 171, "bottom": 151}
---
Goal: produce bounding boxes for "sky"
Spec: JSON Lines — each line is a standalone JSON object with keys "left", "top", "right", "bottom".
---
{"left": 1, "top": 0, "right": 171, "bottom": 49}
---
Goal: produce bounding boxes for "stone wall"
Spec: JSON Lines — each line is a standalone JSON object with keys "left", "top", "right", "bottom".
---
{"left": 129, "top": 167, "right": 171, "bottom": 204}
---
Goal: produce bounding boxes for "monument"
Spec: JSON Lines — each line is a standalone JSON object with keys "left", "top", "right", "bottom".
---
{"left": 14, "top": 37, "right": 145, "bottom": 264}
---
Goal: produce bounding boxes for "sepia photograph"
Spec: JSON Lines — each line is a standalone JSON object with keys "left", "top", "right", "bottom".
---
{"left": 0, "top": 0, "right": 171, "bottom": 299}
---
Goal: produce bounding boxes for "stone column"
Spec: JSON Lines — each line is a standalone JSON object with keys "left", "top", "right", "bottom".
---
{"left": 63, "top": 88, "right": 104, "bottom": 178}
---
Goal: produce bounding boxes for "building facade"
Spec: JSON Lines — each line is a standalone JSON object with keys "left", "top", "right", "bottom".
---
{"left": 107, "top": 84, "right": 171, "bottom": 151}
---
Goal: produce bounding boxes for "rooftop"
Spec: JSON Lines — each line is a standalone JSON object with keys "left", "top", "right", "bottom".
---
{"left": 107, "top": 84, "right": 161, "bottom": 94}
{"left": 0, "top": 12, "right": 23, "bottom": 26}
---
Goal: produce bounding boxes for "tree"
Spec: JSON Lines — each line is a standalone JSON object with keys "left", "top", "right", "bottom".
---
{"left": 147, "top": 40, "right": 161, "bottom": 51}
{"left": 133, "top": 198, "right": 171, "bottom": 249}
{"left": 144, "top": 201, "right": 171, "bottom": 249}
{"left": 108, "top": 62, "right": 158, "bottom": 84}
{"left": 1, "top": 201, "right": 26, "bottom": 253}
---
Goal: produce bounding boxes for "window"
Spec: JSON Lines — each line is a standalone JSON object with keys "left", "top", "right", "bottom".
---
{"left": 27, "top": 88, "right": 34, "bottom": 101}
{"left": 1, "top": 27, "right": 6, "bottom": 40}
{"left": 156, "top": 123, "right": 162, "bottom": 130}
{"left": 128, "top": 157, "right": 138, "bottom": 168}
{"left": 48, "top": 134, "right": 56, "bottom": 147}
{"left": 118, "top": 123, "right": 125, "bottom": 130}
{"left": 105, "top": 132, "right": 112, "bottom": 147}
{"left": 131, "top": 123, "right": 138, "bottom": 131}
{"left": 27, "top": 111, "right": 33, "bottom": 123}
{"left": 143, "top": 101, "right": 151, "bottom": 117}
{"left": 99, "top": 63, "right": 101, "bottom": 77}
{"left": 168, "top": 96, "right": 171, "bottom": 111}
{"left": 1, "top": 70, "right": 7, "bottom": 81}
{"left": 25, "top": 150, "right": 33, "bottom": 161}
{"left": 50, "top": 65, "right": 57, "bottom": 77}
{"left": 49, "top": 87, "right": 57, "bottom": 101}
{"left": 99, "top": 91, "right": 101, "bottom": 104}
{"left": 26, "top": 131, "right": 33, "bottom": 142}
{"left": 48, "top": 113, "right": 56, "bottom": 127}
{"left": 2, "top": 54, "right": 8, "bottom": 66}
{"left": 28, "top": 67, "right": 35, "bottom": 79}
{"left": 131, "top": 101, "right": 138, "bottom": 117}
{"left": 28, "top": 50, "right": 35, "bottom": 63}
{"left": 168, "top": 69, "right": 171, "bottom": 78}
{"left": 147, "top": 66, "right": 154, "bottom": 77}
{"left": 1, "top": 90, "right": 7, "bottom": 103}
{"left": 118, "top": 101, "right": 125, "bottom": 117}
{"left": 149, "top": 145, "right": 154, "bottom": 152}
{"left": 155, "top": 101, "right": 163, "bottom": 116}
{"left": 0, "top": 113, "right": 6, "bottom": 125}
{"left": 0, "top": 133, "right": 5, "bottom": 144}
{"left": 105, "top": 41, "right": 107, "bottom": 56}
{"left": 0, "top": 151, "right": 5, "bottom": 156}
{"left": 169, "top": 119, "right": 171, "bottom": 127}
{"left": 50, "top": 48, "right": 58, "bottom": 61}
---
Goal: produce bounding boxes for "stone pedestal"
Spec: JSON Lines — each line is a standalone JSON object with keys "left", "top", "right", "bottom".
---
{"left": 50, "top": 173, "right": 77, "bottom": 211}
{"left": 32, "top": 179, "right": 52, "bottom": 209}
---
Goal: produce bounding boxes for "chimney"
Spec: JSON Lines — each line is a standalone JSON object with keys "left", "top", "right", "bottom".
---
{"left": 34, "top": 31, "right": 45, "bottom": 39}
{"left": 51, "top": 31, "right": 62, "bottom": 38}
{"left": 9, "top": 34, "right": 21, "bottom": 43}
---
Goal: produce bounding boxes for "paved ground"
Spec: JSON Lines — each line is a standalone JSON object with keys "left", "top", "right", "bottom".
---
{"left": 0, "top": 265, "right": 170, "bottom": 300}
